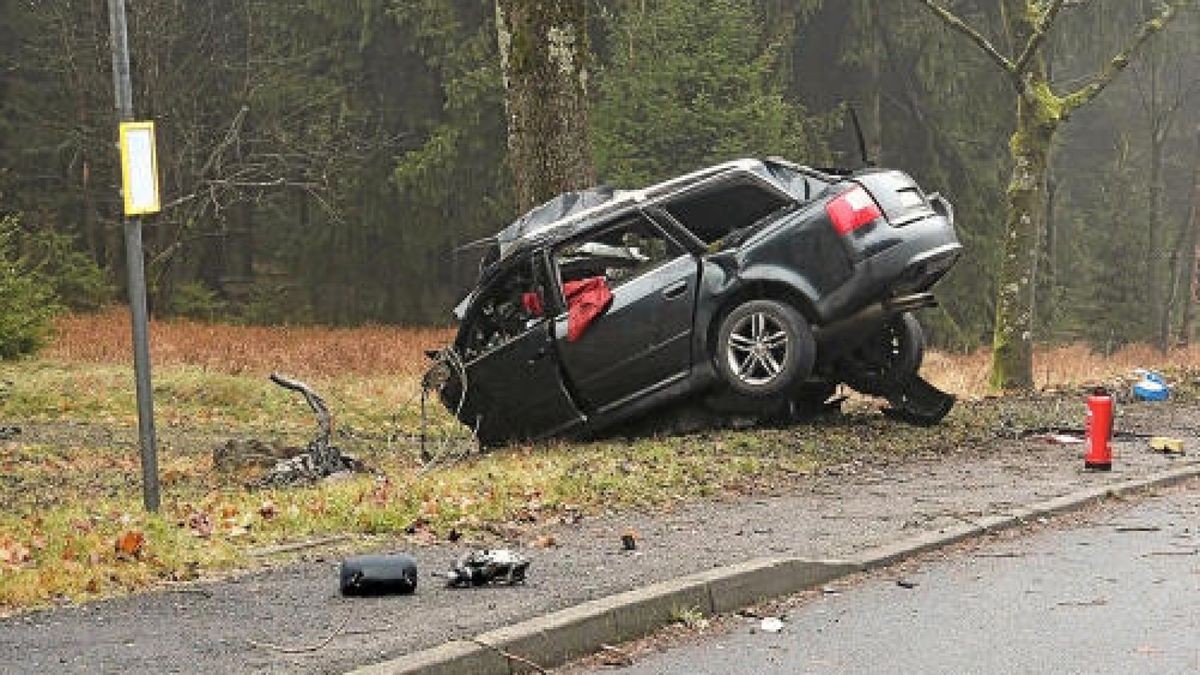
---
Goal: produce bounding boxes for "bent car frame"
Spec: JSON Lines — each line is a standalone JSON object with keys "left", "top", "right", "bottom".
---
{"left": 432, "top": 157, "right": 962, "bottom": 445}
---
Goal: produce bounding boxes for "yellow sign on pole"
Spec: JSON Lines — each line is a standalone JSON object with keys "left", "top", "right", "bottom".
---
{"left": 118, "top": 121, "right": 161, "bottom": 215}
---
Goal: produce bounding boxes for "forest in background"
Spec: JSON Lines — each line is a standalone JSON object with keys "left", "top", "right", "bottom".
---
{"left": 0, "top": 0, "right": 1197, "bottom": 353}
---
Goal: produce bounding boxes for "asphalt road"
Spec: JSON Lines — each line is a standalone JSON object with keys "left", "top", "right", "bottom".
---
{"left": 583, "top": 487, "right": 1199, "bottom": 675}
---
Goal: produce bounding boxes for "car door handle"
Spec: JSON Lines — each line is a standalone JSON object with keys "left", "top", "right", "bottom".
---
{"left": 662, "top": 281, "right": 688, "bottom": 300}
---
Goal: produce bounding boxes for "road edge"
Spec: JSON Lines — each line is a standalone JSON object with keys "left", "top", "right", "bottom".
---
{"left": 348, "top": 462, "right": 1200, "bottom": 675}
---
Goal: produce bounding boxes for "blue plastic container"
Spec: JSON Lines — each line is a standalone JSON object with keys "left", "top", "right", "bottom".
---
{"left": 1133, "top": 371, "right": 1169, "bottom": 401}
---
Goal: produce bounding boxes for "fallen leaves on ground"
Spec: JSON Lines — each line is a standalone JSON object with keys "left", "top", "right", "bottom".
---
{"left": 114, "top": 530, "right": 145, "bottom": 559}
{"left": 0, "top": 538, "right": 31, "bottom": 568}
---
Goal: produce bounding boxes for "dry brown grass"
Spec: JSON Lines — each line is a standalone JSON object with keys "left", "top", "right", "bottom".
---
{"left": 45, "top": 309, "right": 1200, "bottom": 396}
{"left": 922, "top": 342, "right": 1200, "bottom": 399}
{"left": 47, "top": 307, "right": 454, "bottom": 378}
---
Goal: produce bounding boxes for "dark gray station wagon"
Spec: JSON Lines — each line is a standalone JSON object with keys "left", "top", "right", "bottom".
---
{"left": 435, "top": 158, "right": 962, "bottom": 445}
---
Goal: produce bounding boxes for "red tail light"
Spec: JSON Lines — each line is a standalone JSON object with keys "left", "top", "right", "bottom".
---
{"left": 826, "top": 185, "right": 882, "bottom": 235}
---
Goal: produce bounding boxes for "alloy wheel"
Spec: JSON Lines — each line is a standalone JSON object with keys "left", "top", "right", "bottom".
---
{"left": 725, "top": 311, "right": 791, "bottom": 387}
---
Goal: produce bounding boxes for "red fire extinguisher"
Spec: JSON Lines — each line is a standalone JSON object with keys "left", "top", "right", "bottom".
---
{"left": 1084, "top": 388, "right": 1113, "bottom": 471}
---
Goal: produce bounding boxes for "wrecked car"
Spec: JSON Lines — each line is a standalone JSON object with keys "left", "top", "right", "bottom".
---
{"left": 433, "top": 157, "right": 962, "bottom": 445}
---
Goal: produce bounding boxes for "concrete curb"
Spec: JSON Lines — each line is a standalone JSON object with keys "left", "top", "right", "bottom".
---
{"left": 349, "top": 462, "right": 1199, "bottom": 675}
{"left": 855, "top": 461, "right": 1200, "bottom": 570}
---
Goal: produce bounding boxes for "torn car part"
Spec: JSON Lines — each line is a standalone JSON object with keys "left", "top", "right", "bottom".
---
{"left": 443, "top": 549, "right": 530, "bottom": 587}
{"left": 254, "top": 373, "right": 367, "bottom": 487}
{"left": 339, "top": 553, "right": 418, "bottom": 596}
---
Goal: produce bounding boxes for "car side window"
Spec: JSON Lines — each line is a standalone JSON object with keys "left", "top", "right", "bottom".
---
{"left": 461, "top": 258, "right": 548, "bottom": 360}
{"left": 661, "top": 175, "right": 793, "bottom": 246}
{"left": 553, "top": 214, "right": 684, "bottom": 291}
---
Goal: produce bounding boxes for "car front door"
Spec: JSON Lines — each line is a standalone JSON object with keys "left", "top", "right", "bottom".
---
{"left": 455, "top": 254, "right": 583, "bottom": 443}
{"left": 551, "top": 212, "right": 699, "bottom": 414}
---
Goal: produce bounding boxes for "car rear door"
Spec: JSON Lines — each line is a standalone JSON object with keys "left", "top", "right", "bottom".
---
{"left": 550, "top": 212, "right": 699, "bottom": 414}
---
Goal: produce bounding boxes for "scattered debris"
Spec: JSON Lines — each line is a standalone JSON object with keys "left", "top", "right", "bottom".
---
{"left": 621, "top": 528, "right": 639, "bottom": 551}
{"left": 1030, "top": 433, "right": 1084, "bottom": 445}
{"left": 443, "top": 549, "right": 530, "bottom": 587}
{"left": 599, "top": 643, "right": 633, "bottom": 667}
{"left": 0, "top": 425, "right": 19, "bottom": 440}
{"left": 254, "top": 373, "right": 369, "bottom": 488}
{"left": 1114, "top": 525, "right": 1161, "bottom": 533}
{"left": 896, "top": 579, "right": 918, "bottom": 589}
{"left": 1148, "top": 436, "right": 1185, "bottom": 455}
{"left": 339, "top": 553, "right": 418, "bottom": 596}
{"left": 759, "top": 617, "right": 784, "bottom": 633}
{"left": 1132, "top": 370, "right": 1169, "bottom": 401}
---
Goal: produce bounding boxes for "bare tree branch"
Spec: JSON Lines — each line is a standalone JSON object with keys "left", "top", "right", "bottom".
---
{"left": 1063, "top": 0, "right": 1184, "bottom": 114}
{"left": 913, "top": 0, "right": 1015, "bottom": 75}
{"left": 1013, "top": 0, "right": 1068, "bottom": 77}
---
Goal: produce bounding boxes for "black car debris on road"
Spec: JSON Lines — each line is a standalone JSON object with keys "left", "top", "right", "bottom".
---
{"left": 430, "top": 157, "right": 963, "bottom": 445}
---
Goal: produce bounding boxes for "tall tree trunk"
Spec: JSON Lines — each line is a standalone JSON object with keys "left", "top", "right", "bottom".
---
{"left": 1181, "top": 147, "right": 1200, "bottom": 346}
{"left": 495, "top": 0, "right": 596, "bottom": 212}
{"left": 990, "top": 90, "right": 1057, "bottom": 390}
{"left": 1150, "top": 126, "right": 1167, "bottom": 351}
{"left": 1162, "top": 194, "right": 1189, "bottom": 351}
{"left": 1041, "top": 167, "right": 1057, "bottom": 332}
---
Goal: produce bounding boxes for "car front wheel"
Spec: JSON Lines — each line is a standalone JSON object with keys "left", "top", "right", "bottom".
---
{"left": 715, "top": 299, "right": 815, "bottom": 398}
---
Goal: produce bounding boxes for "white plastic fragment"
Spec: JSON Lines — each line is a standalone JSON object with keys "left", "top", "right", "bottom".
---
{"left": 760, "top": 617, "right": 784, "bottom": 633}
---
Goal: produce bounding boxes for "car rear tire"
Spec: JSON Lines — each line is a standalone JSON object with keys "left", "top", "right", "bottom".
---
{"left": 716, "top": 299, "right": 815, "bottom": 398}
{"left": 842, "top": 311, "right": 925, "bottom": 393}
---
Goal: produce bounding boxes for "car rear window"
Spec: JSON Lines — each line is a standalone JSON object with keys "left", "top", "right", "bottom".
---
{"left": 661, "top": 175, "right": 793, "bottom": 245}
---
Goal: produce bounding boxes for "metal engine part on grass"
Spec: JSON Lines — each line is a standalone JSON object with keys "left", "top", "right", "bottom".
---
{"left": 445, "top": 549, "right": 530, "bottom": 587}
{"left": 339, "top": 554, "right": 418, "bottom": 596}
{"left": 254, "top": 373, "right": 369, "bottom": 488}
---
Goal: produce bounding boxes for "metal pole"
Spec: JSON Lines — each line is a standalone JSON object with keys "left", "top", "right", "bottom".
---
{"left": 108, "top": 0, "right": 160, "bottom": 512}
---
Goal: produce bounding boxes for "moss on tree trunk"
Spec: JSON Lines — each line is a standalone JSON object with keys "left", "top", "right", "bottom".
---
{"left": 990, "top": 84, "right": 1058, "bottom": 390}
{"left": 495, "top": 0, "right": 596, "bottom": 212}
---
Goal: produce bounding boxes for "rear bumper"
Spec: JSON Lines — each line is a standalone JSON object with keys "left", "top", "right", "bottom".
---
{"left": 814, "top": 212, "right": 961, "bottom": 321}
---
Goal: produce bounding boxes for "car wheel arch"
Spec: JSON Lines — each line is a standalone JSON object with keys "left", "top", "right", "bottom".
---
{"left": 705, "top": 280, "right": 819, "bottom": 360}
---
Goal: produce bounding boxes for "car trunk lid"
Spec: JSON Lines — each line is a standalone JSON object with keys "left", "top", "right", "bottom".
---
{"left": 852, "top": 170, "right": 934, "bottom": 227}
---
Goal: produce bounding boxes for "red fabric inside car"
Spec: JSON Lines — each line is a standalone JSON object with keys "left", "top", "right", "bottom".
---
{"left": 521, "top": 291, "right": 544, "bottom": 317}
{"left": 563, "top": 277, "right": 613, "bottom": 342}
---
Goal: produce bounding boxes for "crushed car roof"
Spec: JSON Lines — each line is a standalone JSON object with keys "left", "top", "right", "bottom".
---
{"left": 452, "top": 158, "right": 835, "bottom": 318}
